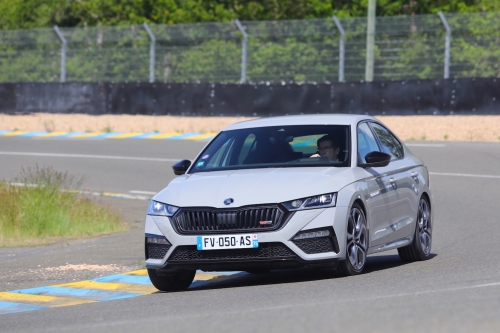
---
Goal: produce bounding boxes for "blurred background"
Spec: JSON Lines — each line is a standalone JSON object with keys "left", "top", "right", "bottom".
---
{"left": 0, "top": 0, "right": 499, "bottom": 116}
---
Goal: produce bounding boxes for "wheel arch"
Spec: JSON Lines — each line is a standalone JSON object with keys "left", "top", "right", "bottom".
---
{"left": 420, "top": 191, "right": 431, "bottom": 209}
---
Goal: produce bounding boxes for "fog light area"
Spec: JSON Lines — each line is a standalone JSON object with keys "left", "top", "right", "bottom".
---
{"left": 293, "top": 229, "right": 330, "bottom": 240}
{"left": 146, "top": 236, "right": 170, "bottom": 245}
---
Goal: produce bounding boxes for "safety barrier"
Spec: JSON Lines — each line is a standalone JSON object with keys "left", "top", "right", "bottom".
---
{"left": 1, "top": 78, "right": 499, "bottom": 116}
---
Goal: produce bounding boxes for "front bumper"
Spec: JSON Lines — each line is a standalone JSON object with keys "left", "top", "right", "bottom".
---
{"left": 144, "top": 206, "right": 348, "bottom": 272}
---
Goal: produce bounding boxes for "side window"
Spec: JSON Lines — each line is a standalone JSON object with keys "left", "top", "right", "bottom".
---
{"left": 370, "top": 123, "right": 404, "bottom": 160}
{"left": 357, "top": 122, "right": 380, "bottom": 164}
{"left": 290, "top": 135, "right": 324, "bottom": 155}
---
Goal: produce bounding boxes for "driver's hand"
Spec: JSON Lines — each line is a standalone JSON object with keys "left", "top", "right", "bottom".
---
{"left": 309, "top": 153, "right": 321, "bottom": 158}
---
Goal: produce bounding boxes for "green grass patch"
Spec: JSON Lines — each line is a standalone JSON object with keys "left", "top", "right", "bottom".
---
{"left": 0, "top": 166, "right": 127, "bottom": 247}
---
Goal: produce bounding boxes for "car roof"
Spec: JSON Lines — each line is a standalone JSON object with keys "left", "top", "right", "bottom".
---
{"left": 222, "top": 114, "right": 377, "bottom": 131}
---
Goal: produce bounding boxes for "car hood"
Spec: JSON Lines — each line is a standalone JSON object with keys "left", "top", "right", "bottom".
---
{"left": 154, "top": 167, "right": 358, "bottom": 208}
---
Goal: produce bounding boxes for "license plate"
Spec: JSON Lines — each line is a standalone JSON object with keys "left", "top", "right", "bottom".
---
{"left": 197, "top": 234, "right": 258, "bottom": 250}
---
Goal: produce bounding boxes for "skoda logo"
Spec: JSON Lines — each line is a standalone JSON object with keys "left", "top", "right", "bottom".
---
{"left": 223, "top": 198, "right": 234, "bottom": 205}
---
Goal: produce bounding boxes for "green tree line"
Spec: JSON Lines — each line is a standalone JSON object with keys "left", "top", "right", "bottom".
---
{"left": 1, "top": 0, "right": 500, "bottom": 30}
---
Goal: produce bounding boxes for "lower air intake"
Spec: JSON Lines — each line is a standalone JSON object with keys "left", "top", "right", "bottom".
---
{"left": 147, "top": 244, "right": 171, "bottom": 259}
{"left": 168, "top": 242, "right": 295, "bottom": 261}
{"left": 292, "top": 238, "right": 335, "bottom": 254}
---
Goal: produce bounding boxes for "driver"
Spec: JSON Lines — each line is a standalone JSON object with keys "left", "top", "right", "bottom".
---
{"left": 310, "top": 135, "right": 341, "bottom": 161}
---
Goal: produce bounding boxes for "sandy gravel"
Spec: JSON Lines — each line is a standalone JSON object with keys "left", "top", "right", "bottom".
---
{"left": 1, "top": 113, "right": 500, "bottom": 142}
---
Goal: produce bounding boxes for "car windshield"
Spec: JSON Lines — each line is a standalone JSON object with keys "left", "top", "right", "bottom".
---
{"left": 189, "top": 125, "right": 350, "bottom": 174}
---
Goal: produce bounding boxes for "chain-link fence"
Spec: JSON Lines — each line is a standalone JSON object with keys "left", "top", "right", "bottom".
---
{"left": 1, "top": 12, "right": 500, "bottom": 83}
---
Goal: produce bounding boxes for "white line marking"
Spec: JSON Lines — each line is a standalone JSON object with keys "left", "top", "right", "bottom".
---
{"left": 405, "top": 143, "right": 446, "bottom": 147}
{"left": 0, "top": 151, "right": 180, "bottom": 162}
{"left": 129, "top": 190, "right": 157, "bottom": 195}
{"left": 430, "top": 172, "right": 500, "bottom": 179}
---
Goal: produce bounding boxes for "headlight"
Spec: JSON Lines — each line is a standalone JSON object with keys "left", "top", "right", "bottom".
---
{"left": 282, "top": 193, "right": 337, "bottom": 211}
{"left": 147, "top": 200, "right": 179, "bottom": 216}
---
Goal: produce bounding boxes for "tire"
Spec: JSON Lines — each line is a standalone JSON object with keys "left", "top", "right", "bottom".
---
{"left": 147, "top": 268, "right": 196, "bottom": 292}
{"left": 337, "top": 202, "right": 368, "bottom": 277}
{"left": 398, "top": 196, "right": 432, "bottom": 262}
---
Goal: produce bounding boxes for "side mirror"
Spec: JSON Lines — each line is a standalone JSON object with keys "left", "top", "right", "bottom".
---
{"left": 358, "top": 151, "right": 391, "bottom": 168}
{"left": 172, "top": 160, "right": 191, "bottom": 175}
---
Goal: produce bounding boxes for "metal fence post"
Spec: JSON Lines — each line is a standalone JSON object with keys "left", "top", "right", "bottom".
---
{"left": 365, "top": 0, "right": 376, "bottom": 82}
{"left": 143, "top": 23, "right": 156, "bottom": 83}
{"left": 53, "top": 25, "right": 66, "bottom": 83}
{"left": 234, "top": 19, "right": 248, "bottom": 83}
{"left": 438, "top": 12, "right": 451, "bottom": 79}
{"left": 333, "top": 16, "right": 345, "bottom": 82}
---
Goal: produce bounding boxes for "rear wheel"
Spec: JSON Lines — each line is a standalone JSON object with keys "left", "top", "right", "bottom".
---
{"left": 337, "top": 203, "right": 368, "bottom": 276}
{"left": 398, "top": 196, "right": 432, "bottom": 262}
{"left": 147, "top": 268, "right": 196, "bottom": 292}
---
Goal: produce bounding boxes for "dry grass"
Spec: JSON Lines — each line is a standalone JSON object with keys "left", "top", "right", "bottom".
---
{"left": 1, "top": 113, "right": 500, "bottom": 142}
{"left": 0, "top": 166, "right": 127, "bottom": 247}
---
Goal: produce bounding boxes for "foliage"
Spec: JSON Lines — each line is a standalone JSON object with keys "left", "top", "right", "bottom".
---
{"left": 1, "top": 0, "right": 500, "bottom": 30}
{"left": 1, "top": 2, "right": 500, "bottom": 83}
{"left": 0, "top": 166, "right": 126, "bottom": 247}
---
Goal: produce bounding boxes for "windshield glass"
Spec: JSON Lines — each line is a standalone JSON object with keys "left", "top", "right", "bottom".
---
{"left": 189, "top": 125, "right": 350, "bottom": 174}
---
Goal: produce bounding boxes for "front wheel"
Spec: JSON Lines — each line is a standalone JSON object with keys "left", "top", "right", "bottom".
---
{"left": 147, "top": 268, "right": 196, "bottom": 292}
{"left": 398, "top": 196, "right": 432, "bottom": 262}
{"left": 337, "top": 203, "right": 368, "bottom": 276}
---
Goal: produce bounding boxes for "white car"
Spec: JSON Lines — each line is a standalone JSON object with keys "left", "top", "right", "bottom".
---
{"left": 144, "top": 114, "right": 433, "bottom": 291}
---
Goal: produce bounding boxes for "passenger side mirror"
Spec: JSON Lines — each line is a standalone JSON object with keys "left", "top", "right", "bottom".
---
{"left": 172, "top": 160, "right": 191, "bottom": 175}
{"left": 358, "top": 151, "right": 391, "bottom": 168}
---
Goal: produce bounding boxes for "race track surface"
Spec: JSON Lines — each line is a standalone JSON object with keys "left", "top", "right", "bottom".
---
{"left": 1, "top": 137, "right": 500, "bottom": 333}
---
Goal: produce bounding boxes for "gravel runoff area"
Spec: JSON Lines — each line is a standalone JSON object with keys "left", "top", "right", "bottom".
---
{"left": 1, "top": 113, "right": 500, "bottom": 142}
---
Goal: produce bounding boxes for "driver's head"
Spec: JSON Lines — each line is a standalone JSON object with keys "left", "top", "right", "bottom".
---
{"left": 317, "top": 135, "right": 340, "bottom": 160}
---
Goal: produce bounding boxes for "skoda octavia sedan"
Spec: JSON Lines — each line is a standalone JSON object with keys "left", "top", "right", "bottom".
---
{"left": 144, "top": 114, "right": 433, "bottom": 291}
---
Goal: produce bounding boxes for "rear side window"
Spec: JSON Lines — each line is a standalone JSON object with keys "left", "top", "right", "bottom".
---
{"left": 357, "top": 122, "right": 380, "bottom": 164}
{"left": 370, "top": 123, "right": 404, "bottom": 160}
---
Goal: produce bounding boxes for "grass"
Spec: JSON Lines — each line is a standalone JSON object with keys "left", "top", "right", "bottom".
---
{"left": 0, "top": 166, "right": 127, "bottom": 247}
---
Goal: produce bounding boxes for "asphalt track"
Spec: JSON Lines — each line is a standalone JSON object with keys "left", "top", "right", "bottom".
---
{"left": 1, "top": 137, "right": 500, "bottom": 332}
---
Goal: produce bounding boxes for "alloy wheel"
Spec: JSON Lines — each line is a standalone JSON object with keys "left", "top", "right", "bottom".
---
{"left": 346, "top": 207, "right": 368, "bottom": 271}
{"left": 417, "top": 198, "right": 432, "bottom": 255}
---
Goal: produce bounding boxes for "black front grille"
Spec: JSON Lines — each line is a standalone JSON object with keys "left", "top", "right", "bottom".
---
{"left": 172, "top": 205, "right": 287, "bottom": 234}
{"left": 292, "top": 238, "right": 335, "bottom": 254}
{"left": 147, "top": 244, "right": 171, "bottom": 259}
{"left": 168, "top": 242, "right": 296, "bottom": 261}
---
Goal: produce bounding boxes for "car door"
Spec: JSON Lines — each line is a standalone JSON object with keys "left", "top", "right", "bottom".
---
{"left": 369, "top": 122, "right": 418, "bottom": 246}
{"left": 357, "top": 122, "right": 399, "bottom": 249}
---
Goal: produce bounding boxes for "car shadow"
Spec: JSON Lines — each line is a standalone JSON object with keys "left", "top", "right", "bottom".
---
{"left": 183, "top": 252, "right": 438, "bottom": 292}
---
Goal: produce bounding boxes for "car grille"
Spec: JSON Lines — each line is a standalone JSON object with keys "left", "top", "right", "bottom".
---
{"left": 292, "top": 238, "right": 335, "bottom": 254}
{"left": 146, "top": 244, "right": 171, "bottom": 260}
{"left": 168, "top": 242, "right": 296, "bottom": 261}
{"left": 171, "top": 205, "right": 287, "bottom": 234}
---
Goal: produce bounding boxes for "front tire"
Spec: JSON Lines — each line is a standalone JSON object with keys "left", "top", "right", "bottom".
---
{"left": 147, "top": 268, "right": 196, "bottom": 292}
{"left": 398, "top": 196, "right": 432, "bottom": 262}
{"left": 337, "top": 203, "right": 368, "bottom": 276}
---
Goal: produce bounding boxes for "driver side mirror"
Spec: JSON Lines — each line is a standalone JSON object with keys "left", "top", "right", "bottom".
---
{"left": 172, "top": 160, "right": 191, "bottom": 175}
{"left": 358, "top": 151, "right": 391, "bottom": 168}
